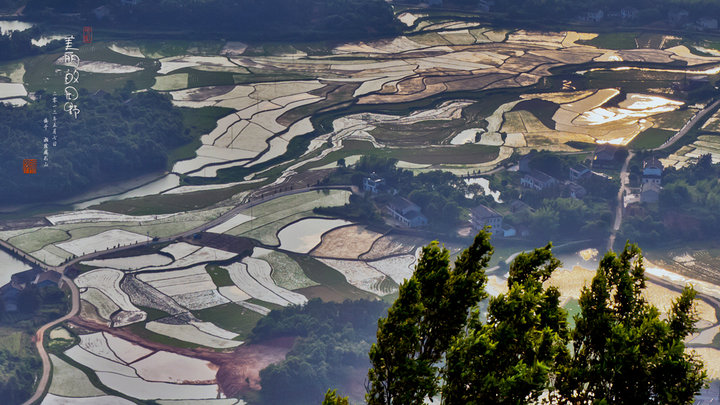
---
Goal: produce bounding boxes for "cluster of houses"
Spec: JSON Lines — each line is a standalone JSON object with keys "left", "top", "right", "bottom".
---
{"left": 518, "top": 154, "right": 592, "bottom": 199}
{"left": 363, "top": 173, "right": 517, "bottom": 235}
{"left": 624, "top": 157, "right": 664, "bottom": 213}
{"left": 0, "top": 265, "right": 62, "bottom": 312}
{"left": 363, "top": 174, "right": 429, "bottom": 228}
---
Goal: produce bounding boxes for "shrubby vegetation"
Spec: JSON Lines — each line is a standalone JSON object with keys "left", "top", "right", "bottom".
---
{"left": 252, "top": 298, "right": 388, "bottom": 405}
{"left": 621, "top": 154, "right": 720, "bottom": 244}
{"left": 319, "top": 156, "right": 494, "bottom": 230}
{"left": 0, "top": 283, "right": 70, "bottom": 404}
{"left": 359, "top": 231, "right": 705, "bottom": 404}
{"left": 0, "top": 26, "right": 62, "bottom": 62}
{"left": 25, "top": 0, "right": 400, "bottom": 42}
{"left": 0, "top": 89, "right": 197, "bottom": 204}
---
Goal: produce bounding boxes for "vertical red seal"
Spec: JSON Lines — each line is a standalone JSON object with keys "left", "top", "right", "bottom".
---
{"left": 83, "top": 26, "right": 93, "bottom": 43}
{"left": 23, "top": 159, "right": 37, "bottom": 174}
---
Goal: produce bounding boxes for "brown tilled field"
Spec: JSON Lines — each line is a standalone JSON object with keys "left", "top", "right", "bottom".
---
{"left": 311, "top": 225, "right": 383, "bottom": 259}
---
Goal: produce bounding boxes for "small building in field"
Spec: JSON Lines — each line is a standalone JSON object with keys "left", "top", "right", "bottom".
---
{"left": 363, "top": 174, "right": 385, "bottom": 194}
{"left": 642, "top": 156, "right": 663, "bottom": 185}
{"left": 569, "top": 164, "right": 591, "bottom": 180}
{"left": 640, "top": 182, "right": 661, "bottom": 203}
{"left": 470, "top": 204, "right": 503, "bottom": 232}
{"left": 386, "top": 197, "right": 427, "bottom": 228}
{"left": 521, "top": 170, "right": 557, "bottom": 191}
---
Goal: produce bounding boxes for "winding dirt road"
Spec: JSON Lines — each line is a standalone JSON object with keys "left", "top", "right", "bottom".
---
{"left": 653, "top": 98, "right": 720, "bottom": 152}
{"left": 607, "top": 151, "right": 634, "bottom": 252}
{"left": 21, "top": 276, "right": 79, "bottom": 405}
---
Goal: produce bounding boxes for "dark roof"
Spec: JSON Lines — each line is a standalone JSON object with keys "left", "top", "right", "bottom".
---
{"left": 525, "top": 169, "right": 555, "bottom": 184}
{"left": 566, "top": 181, "right": 585, "bottom": 191}
{"left": 405, "top": 211, "right": 427, "bottom": 221}
{"left": 570, "top": 164, "right": 589, "bottom": 173}
{"left": 510, "top": 200, "right": 532, "bottom": 211}
{"left": 388, "top": 197, "right": 419, "bottom": 212}
{"left": 471, "top": 204, "right": 502, "bottom": 220}
{"left": 643, "top": 156, "right": 663, "bottom": 171}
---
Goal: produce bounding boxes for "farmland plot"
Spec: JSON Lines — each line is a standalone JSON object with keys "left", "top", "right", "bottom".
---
{"left": 226, "top": 190, "right": 351, "bottom": 244}
{"left": 207, "top": 213, "right": 254, "bottom": 234}
{"left": 104, "top": 332, "right": 153, "bottom": 364}
{"left": 48, "top": 354, "right": 105, "bottom": 398}
{"left": 143, "top": 247, "right": 237, "bottom": 270}
{"left": 65, "top": 346, "right": 137, "bottom": 377}
{"left": 368, "top": 255, "right": 417, "bottom": 284}
{"left": 277, "top": 218, "right": 353, "bottom": 253}
{"left": 317, "top": 258, "right": 394, "bottom": 295}
{"left": 78, "top": 332, "right": 124, "bottom": 363}
{"left": 131, "top": 351, "right": 217, "bottom": 383}
{"left": 82, "top": 254, "right": 173, "bottom": 270}
{"left": 76, "top": 269, "right": 146, "bottom": 326}
{"left": 242, "top": 257, "right": 308, "bottom": 305}
{"left": 81, "top": 288, "right": 121, "bottom": 321}
{"left": 311, "top": 225, "right": 383, "bottom": 259}
{"left": 252, "top": 248, "right": 317, "bottom": 290}
{"left": 218, "top": 285, "right": 252, "bottom": 302}
{"left": 45, "top": 210, "right": 177, "bottom": 225}
{"left": 161, "top": 242, "right": 201, "bottom": 260}
{"left": 56, "top": 230, "right": 151, "bottom": 256}
{"left": 96, "top": 372, "right": 222, "bottom": 400}
{"left": 42, "top": 394, "right": 134, "bottom": 405}
{"left": 145, "top": 321, "right": 242, "bottom": 349}
{"left": 223, "top": 262, "right": 289, "bottom": 306}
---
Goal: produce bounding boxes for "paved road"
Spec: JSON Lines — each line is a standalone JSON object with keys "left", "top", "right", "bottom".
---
{"left": 12, "top": 184, "right": 352, "bottom": 405}
{"left": 608, "top": 151, "right": 635, "bottom": 252}
{"left": 22, "top": 276, "right": 80, "bottom": 405}
{"left": 654, "top": 98, "right": 720, "bottom": 151}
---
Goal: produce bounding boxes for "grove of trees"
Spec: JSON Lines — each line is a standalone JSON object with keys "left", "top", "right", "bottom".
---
{"left": 360, "top": 231, "right": 706, "bottom": 404}
{"left": 0, "top": 89, "right": 190, "bottom": 204}
{"left": 621, "top": 154, "right": 720, "bottom": 245}
{"left": 251, "top": 299, "right": 389, "bottom": 405}
{"left": 24, "top": 0, "right": 400, "bottom": 42}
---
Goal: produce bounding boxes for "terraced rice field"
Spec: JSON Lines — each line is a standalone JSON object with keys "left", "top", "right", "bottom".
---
{"left": 27, "top": 17, "right": 720, "bottom": 405}
{"left": 664, "top": 135, "right": 720, "bottom": 168}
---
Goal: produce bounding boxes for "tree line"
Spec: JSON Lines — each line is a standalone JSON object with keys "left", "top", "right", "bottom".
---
{"left": 621, "top": 154, "right": 720, "bottom": 245}
{"left": 323, "top": 231, "right": 705, "bottom": 404}
{"left": 251, "top": 298, "right": 389, "bottom": 405}
{"left": 24, "top": 0, "right": 400, "bottom": 42}
{"left": 0, "top": 88, "right": 189, "bottom": 204}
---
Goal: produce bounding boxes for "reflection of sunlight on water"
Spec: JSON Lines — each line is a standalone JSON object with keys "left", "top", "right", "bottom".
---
{"left": 587, "top": 65, "right": 720, "bottom": 75}
{"left": 450, "top": 128, "right": 481, "bottom": 145}
{"left": 596, "top": 138, "right": 625, "bottom": 145}
{"left": 464, "top": 177, "right": 502, "bottom": 202}
{"left": 694, "top": 46, "right": 720, "bottom": 57}
{"left": 577, "top": 94, "right": 683, "bottom": 126}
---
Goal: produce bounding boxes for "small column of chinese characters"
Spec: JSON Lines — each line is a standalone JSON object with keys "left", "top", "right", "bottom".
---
{"left": 42, "top": 117, "right": 49, "bottom": 167}
{"left": 63, "top": 35, "right": 80, "bottom": 119}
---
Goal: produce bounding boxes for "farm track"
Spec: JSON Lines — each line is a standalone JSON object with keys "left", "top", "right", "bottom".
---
{"left": 608, "top": 151, "right": 634, "bottom": 252}
{"left": 7, "top": 184, "right": 354, "bottom": 405}
{"left": 654, "top": 98, "right": 720, "bottom": 151}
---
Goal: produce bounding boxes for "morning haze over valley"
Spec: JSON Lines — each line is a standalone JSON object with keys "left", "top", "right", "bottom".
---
{"left": 1, "top": 0, "right": 720, "bottom": 403}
